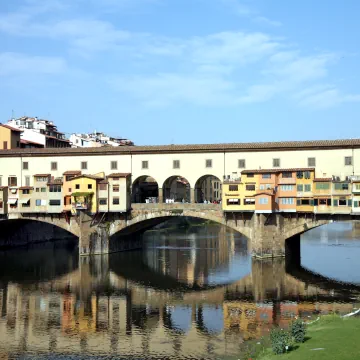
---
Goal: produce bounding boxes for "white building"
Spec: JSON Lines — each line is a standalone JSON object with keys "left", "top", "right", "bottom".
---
{"left": 70, "top": 131, "right": 134, "bottom": 148}
{"left": 6, "top": 117, "right": 70, "bottom": 148}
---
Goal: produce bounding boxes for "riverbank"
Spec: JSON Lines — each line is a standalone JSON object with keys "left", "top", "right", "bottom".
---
{"left": 224, "top": 315, "right": 360, "bottom": 360}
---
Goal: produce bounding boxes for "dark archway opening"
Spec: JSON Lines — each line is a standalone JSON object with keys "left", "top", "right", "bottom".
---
{"left": 163, "top": 176, "right": 190, "bottom": 203}
{"left": 194, "top": 175, "right": 222, "bottom": 203}
{"left": 132, "top": 176, "right": 159, "bottom": 203}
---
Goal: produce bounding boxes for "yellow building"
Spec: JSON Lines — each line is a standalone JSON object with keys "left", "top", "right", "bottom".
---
{"left": 68, "top": 173, "right": 104, "bottom": 214}
{"left": 295, "top": 168, "right": 315, "bottom": 212}
{"left": 313, "top": 178, "right": 332, "bottom": 213}
{"left": 332, "top": 181, "right": 352, "bottom": 214}
{"left": 0, "top": 124, "right": 22, "bottom": 149}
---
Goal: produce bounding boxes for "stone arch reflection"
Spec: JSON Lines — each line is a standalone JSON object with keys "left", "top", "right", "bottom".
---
{"left": 162, "top": 176, "right": 190, "bottom": 203}
{"left": 131, "top": 175, "right": 159, "bottom": 203}
{"left": 194, "top": 174, "right": 222, "bottom": 203}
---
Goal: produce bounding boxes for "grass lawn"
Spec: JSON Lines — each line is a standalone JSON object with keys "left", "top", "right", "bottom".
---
{"left": 257, "top": 315, "right": 360, "bottom": 360}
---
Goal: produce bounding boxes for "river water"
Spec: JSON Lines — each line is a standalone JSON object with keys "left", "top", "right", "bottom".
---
{"left": 0, "top": 219, "right": 360, "bottom": 359}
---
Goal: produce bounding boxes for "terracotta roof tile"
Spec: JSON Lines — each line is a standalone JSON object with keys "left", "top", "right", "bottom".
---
{"left": 313, "top": 178, "right": 332, "bottom": 182}
{"left": 0, "top": 124, "right": 23, "bottom": 132}
{"left": 70, "top": 174, "right": 104, "bottom": 181}
{"left": 19, "top": 186, "right": 34, "bottom": 190}
{"left": 63, "top": 170, "right": 82, "bottom": 175}
{"left": 107, "top": 173, "right": 131, "bottom": 178}
{"left": 242, "top": 168, "right": 314, "bottom": 174}
{"left": 1, "top": 138, "right": 360, "bottom": 156}
{"left": 34, "top": 174, "right": 50, "bottom": 177}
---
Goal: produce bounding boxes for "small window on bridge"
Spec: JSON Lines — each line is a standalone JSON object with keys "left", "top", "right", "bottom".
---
{"left": 339, "top": 199, "right": 347, "bottom": 206}
{"left": 205, "top": 159, "right": 212, "bottom": 168}
{"left": 273, "top": 158, "right": 280, "bottom": 167}
{"left": 113, "top": 197, "right": 119, "bottom": 205}
{"left": 345, "top": 156, "right": 353, "bottom": 166}
{"left": 113, "top": 185, "right": 119, "bottom": 192}
{"left": 8, "top": 176, "right": 17, "bottom": 187}
{"left": 238, "top": 159, "right": 246, "bottom": 168}
{"left": 81, "top": 161, "right": 88, "bottom": 170}
{"left": 227, "top": 198, "right": 240, "bottom": 205}
{"left": 111, "top": 161, "right": 118, "bottom": 170}
{"left": 23, "top": 162, "right": 29, "bottom": 170}
{"left": 99, "top": 198, "right": 107, "bottom": 205}
{"left": 262, "top": 174, "right": 271, "bottom": 179}
{"left": 246, "top": 184, "right": 255, "bottom": 191}
{"left": 49, "top": 200, "right": 61, "bottom": 206}
{"left": 282, "top": 172, "right": 292, "bottom": 178}
{"left": 308, "top": 157, "right": 316, "bottom": 167}
{"left": 173, "top": 160, "right": 180, "bottom": 169}
{"left": 51, "top": 162, "right": 57, "bottom": 171}
{"left": 142, "top": 161, "right": 149, "bottom": 169}
{"left": 229, "top": 185, "right": 238, "bottom": 191}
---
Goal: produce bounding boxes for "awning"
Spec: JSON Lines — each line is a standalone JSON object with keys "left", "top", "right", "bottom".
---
{"left": 19, "top": 198, "right": 30, "bottom": 204}
{"left": 7, "top": 198, "right": 17, "bottom": 205}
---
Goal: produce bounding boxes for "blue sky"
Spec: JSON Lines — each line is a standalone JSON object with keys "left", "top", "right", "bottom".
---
{"left": 1, "top": 0, "right": 360, "bottom": 145}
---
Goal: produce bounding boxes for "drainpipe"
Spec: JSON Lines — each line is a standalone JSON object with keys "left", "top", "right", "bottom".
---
{"left": 223, "top": 149, "right": 226, "bottom": 179}
{"left": 352, "top": 147, "right": 355, "bottom": 176}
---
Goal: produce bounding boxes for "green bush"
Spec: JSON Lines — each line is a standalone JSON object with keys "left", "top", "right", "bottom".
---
{"left": 290, "top": 318, "right": 307, "bottom": 343}
{"left": 270, "top": 328, "right": 291, "bottom": 355}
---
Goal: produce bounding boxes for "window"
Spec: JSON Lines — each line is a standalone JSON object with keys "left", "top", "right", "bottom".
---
{"left": 282, "top": 172, "right": 292, "bottom": 178}
{"left": 8, "top": 176, "right": 17, "bottom": 187}
{"left": 22, "top": 200, "right": 30, "bottom": 208}
{"left": 247, "top": 173, "right": 254, "bottom": 178}
{"left": 142, "top": 161, "right": 148, "bottom": 169}
{"left": 113, "top": 197, "right": 120, "bottom": 205}
{"left": 338, "top": 198, "right": 347, "bottom": 206}
{"left": 354, "top": 201, "right": 359, "bottom": 208}
{"left": 49, "top": 199, "right": 61, "bottom": 206}
{"left": 315, "top": 182, "right": 330, "bottom": 190}
{"left": 356, "top": 184, "right": 360, "bottom": 190}
{"left": 334, "top": 183, "right": 349, "bottom": 190}
{"left": 3, "top": 141, "right": 8, "bottom": 149}
{"left": 262, "top": 174, "right": 271, "bottom": 179}
{"left": 113, "top": 185, "right": 119, "bottom": 192}
{"left": 297, "top": 184, "right": 303, "bottom": 191}
{"left": 296, "top": 171, "right": 304, "bottom": 179}
{"left": 244, "top": 198, "right": 255, "bottom": 205}
{"left": 25, "top": 176, "right": 30, "bottom": 186}
{"left": 35, "top": 176, "right": 48, "bottom": 182}
{"left": 238, "top": 159, "right": 246, "bottom": 169}
{"left": 0, "top": 201, "right": 3, "bottom": 209}
{"left": 51, "top": 162, "right": 57, "bottom": 171}
{"left": 99, "top": 183, "right": 107, "bottom": 191}
{"left": 75, "top": 184, "right": 80, "bottom": 190}
{"left": 111, "top": 161, "right": 117, "bottom": 170}
{"left": 259, "top": 197, "right": 268, "bottom": 204}
{"left": 206, "top": 159, "right": 212, "bottom": 168}
{"left": 227, "top": 199, "right": 240, "bottom": 205}
{"left": 173, "top": 160, "right": 180, "bottom": 169}
{"left": 260, "top": 184, "right": 265, "bottom": 190}
{"left": 36, "top": 199, "right": 41, "bottom": 206}
{"left": 308, "top": 157, "right": 316, "bottom": 167}
{"left": 68, "top": 188, "right": 72, "bottom": 192}
{"left": 36, "top": 188, "right": 40, "bottom": 192}
{"left": 273, "top": 158, "right": 280, "bottom": 167}
{"left": 229, "top": 185, "right": 238, "bottom": 191}
{"left": 49, "top": 185, "right": 61, "bottom": 192}
{"left": 41, "top": 187, "right": 46, "bottom": 192}
{"left": 299, "top": 199, "right": 310, "bottom": 205}
{"left": 318, "top": 198, "right": 329, "bottom": 206}
{"left": 280, "top": 198, "right": 294, "bottom": 205}
{"left": 23, "top": 162, "right": 29, "bottom": 170}
{"left": 246, "top": 184, "right": 255, "bottom": 191}
{"left": 280, "top": 185, "right": 294, "bottom": 191}
{"left": 81, "top": 161, "right": 87, "bottom": 170}
{"left": 345, "top": 156, "right": 352, "bottom": 166}
{"left": 99, "top": 198, "right": 107, "bottom": 205}
{"left": 22, "top": 189, "right": 30, "bottom": 195}
{"left": 304, "top": 171, "right": 311, "bottom": 179}
{"left": 88, "top": 184, "right": 92, "bottom": 190}
{"left": 304, "top": 184, "right": 311, "bottom": 192}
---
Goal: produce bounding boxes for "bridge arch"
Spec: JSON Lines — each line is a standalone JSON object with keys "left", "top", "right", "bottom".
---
{"left": 131, "top": 175, "right": 159, "bottom": 203}
{"left": 194, "top": 174, "right": 222, "bottom": 203}
{"left": 162, "top": 175, "right": 191, "bottom": 203}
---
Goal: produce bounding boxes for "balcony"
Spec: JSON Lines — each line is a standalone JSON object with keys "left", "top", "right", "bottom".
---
{"left": 278, "top": 178, "right": 296, "bottom": 185}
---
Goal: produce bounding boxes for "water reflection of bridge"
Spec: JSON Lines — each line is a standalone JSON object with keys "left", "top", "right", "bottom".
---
{"left": 0, "top": 257, "right": 359, "bottom": 359}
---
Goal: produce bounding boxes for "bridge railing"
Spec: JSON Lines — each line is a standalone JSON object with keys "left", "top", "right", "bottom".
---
{"left": 131, "top": 203, "right": 222, "bottom": 211}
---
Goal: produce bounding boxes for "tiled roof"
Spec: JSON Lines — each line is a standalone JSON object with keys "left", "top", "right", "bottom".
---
{"left": 20, "top": 139, "right": 44, "bottom": 146}
{"left": 63, "top": 170, "right": 82, "bottom": 175}
{"left": 242, "top": 168, "right": 314, "bottom": 174}
{"left": 1, "top": 138, "right": 360, "bottom": 156}
{"left": 0, "top": 186, "right": 8, "bottom": 190}
{"left": 99, "top": 179, "right": 109, "bottom": 184}
{"left": 0, "top": 124, "right": 23, "bottom": 132}
{"left": 19, "top": 186, "right": 34, "bottom": 190}
{"left": 34, "top": 174, "right": 50, "bottom": 177}
{"left": 107, "top": 173, "right": 131, "bottom": 178}
{"left": 313, "top": 178, "right": 332, "bottom": 182}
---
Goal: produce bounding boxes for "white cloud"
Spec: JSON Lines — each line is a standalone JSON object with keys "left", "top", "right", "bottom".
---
{"left": 0, "top": 52, "right": 67, "bottom": 76}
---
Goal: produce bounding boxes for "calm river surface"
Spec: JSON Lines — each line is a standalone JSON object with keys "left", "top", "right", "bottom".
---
{"left": 0, "top": 219, "right": 360, "bottom": 359}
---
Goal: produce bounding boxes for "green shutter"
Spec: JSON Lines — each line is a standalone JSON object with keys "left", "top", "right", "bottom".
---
{"left": 355, "top": 201, "right": 359, "bottom": 208}
{"left": 310, "top": 199, "right": 314, "bottom": 206}
{"left": 296, "top": 199, "right": 301, "bottom": 206}
{"left": 348, "top": 199, "right": 352, "bottom": 206}
{"left": 333, "top": 199, "right": 338, "bottom": 206}
{"left": 297, "top": 184, "right": 303, "bottom": 191}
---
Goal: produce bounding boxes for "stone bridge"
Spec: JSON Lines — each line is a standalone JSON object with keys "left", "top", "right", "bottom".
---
{"left": 1, "top": 205, "right": 359, "bottom": 263}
